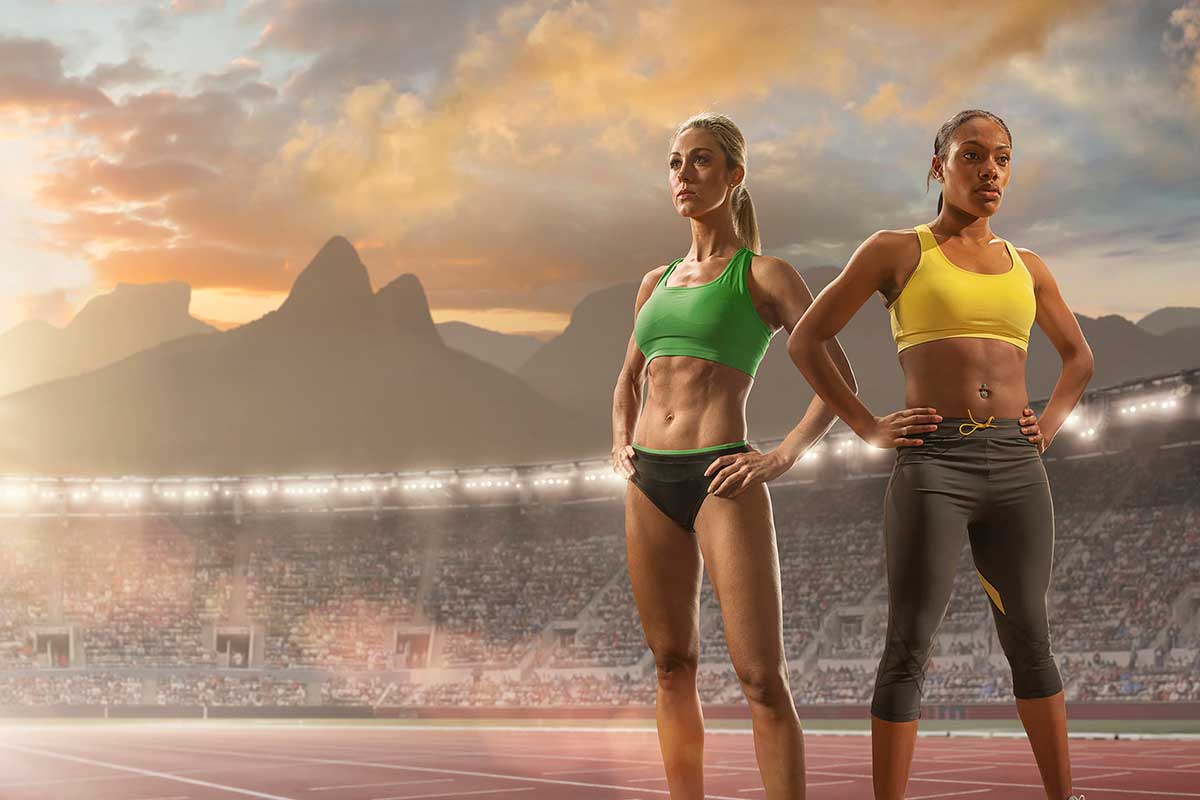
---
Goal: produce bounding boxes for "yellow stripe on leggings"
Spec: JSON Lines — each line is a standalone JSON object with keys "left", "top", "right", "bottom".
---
{"left": 976, "top": 569, "right": 1006, "bottom": 615}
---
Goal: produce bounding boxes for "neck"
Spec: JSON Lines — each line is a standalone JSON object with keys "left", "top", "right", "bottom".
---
{"left": 932, "top": 205, "right": 995, "bottom": 244}
{"left": 687, "top": 203, "right": 741, "bottom": 261}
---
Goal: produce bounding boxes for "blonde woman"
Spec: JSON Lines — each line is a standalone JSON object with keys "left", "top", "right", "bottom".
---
{"left": 611, "top": 112, "right": 856, "bottom": 799}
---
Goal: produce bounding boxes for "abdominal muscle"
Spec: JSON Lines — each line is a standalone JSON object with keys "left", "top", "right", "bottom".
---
{"left": 899, "top": 337, "right": 1030, "bottom": 419}
{"left": 633, "top": 356, "right": 754, "bottom": 450}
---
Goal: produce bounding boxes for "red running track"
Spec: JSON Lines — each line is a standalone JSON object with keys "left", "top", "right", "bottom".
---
{"left": 0, "top": 723, "right": 1198, "bottom": 799}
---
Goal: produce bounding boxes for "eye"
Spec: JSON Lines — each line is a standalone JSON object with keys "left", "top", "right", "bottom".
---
{"left": 998, "top": 155, "right": 1011, "bottom": 165}
{"left": 669, "top": 159, "right": 681, "bottom": 169}
{"left": 963, "top": 151, "right": 979, "bottom": 160}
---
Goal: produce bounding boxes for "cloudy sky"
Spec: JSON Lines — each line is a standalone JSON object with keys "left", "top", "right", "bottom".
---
{"left": 3, "top": 0, "right": 1199, "bottom": 338}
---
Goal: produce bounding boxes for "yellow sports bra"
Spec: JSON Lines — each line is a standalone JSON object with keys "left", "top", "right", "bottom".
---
{"left": 888, "top": 224, "right": 1036, "bottom": 353}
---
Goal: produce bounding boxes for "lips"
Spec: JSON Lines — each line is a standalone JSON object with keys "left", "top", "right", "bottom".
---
{"left": 977, "top": 185, "right": 1001, "bottom": 197}
{"left": 677, "top": 191, "right": 695, "bottom": 199}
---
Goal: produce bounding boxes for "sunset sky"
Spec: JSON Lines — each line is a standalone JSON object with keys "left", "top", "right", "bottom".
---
{"left": 3, "top": 0, "right": 1199, "bottom": 338}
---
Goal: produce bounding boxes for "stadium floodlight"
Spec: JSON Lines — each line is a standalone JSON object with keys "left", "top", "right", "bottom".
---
{"left": 1, "top": 484, "right": 28, "bottom": 504}
{"left": 532, "top": 475, "right": 571, "bottom": 487}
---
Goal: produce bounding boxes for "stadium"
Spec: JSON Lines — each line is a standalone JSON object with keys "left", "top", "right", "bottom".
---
{"left": 7, "top": 0, "right": 1200, "bottom": 796}
{"left": 2, "top": 370, "right": 1198, "bottom": 799}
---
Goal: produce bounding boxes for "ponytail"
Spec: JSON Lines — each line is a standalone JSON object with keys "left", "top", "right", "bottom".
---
{"left": 732, "top": 185, "right": 761, "bottom": 254}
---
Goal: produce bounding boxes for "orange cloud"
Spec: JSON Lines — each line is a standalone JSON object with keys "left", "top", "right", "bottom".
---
{"left": 92, "top": 243, "right": 291, "bottom": 293}
{"left": 6, "top": 0, "right": 1128, "bottom": 332}
{"left": 10, "top": 288, "right": 75, "bottom": 328}
{"left": 37, "top": 156, "right": 220, "bottom": 206}
{"left": 0, "top": 36, "right": 112, "bottom": 115}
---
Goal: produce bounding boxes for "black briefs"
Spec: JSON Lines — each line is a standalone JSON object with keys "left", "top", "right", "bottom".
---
{"left": 629, "top": 441, "right": 751, "bottom": 533}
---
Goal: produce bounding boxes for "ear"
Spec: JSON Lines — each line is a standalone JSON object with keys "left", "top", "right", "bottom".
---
{"left": 730, "top": 163, "right": 746, "bottom": 188}
{"left": 930, "top": 155, "right": 944, "bottom": 183}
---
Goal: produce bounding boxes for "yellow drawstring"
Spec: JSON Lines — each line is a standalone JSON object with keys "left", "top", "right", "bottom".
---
{"left": 958, "top": 409, "right": 996, "bottom": 437}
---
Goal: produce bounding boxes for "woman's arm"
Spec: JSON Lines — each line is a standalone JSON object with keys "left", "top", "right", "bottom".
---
{"left": 611, "top": 267, "right": 666, "bottom": 477}
{"left": 704, "top": 255, "right": 855, "bottom": 496}
{"left": 1020, "top": 248, "right": 1095, "bottom": 451}
{"left": 754, "top": 256, "right": 857, "bottom": 464}
{"left": 787, "top": 231, "right": 940, "bottom": 448}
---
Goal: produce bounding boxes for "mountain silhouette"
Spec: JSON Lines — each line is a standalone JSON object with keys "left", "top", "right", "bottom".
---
{"left": 0, "top": 238, "right": 602, "bottom": 476}
{"left": 520, "top": 265, "right": 1200, "bottom": 447}
{"left": 0, "top": 281, "right": 214, "bottom": 398}
{"left": 1137, "top": 306, "right": 1200, "bottom": 336}
{"left": 436, "top": 321, "right": 543, "bottom": 373}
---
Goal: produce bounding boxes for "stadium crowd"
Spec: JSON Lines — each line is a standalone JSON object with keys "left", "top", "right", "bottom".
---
{"left": 0, "top": 440, "right": 1196, "bottom": 708}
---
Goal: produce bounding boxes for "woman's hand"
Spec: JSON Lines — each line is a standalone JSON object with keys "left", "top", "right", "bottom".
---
{"left": 704, "top": 447, "right": 791, "bottom": 497}
{"left": 1021, "top": 406, "right": 1047, "bottom": 453}
{"left": 861, "top": 408, "right": 942, "bottom": 449}
{"left": 612, "top": 443, "right": 636, "bottom": 479}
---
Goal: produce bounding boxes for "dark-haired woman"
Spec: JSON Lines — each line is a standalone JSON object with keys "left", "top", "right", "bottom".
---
{"left": 788, "top": 109, "right": 1093, "bottom": 800}
{"left": 612, "top": 111, "right": 856, "bottom": 799}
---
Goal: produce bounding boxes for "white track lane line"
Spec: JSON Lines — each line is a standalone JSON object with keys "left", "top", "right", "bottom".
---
{"left": 308, "top": 779, "right": 453, "bottom": 791}
{"left": 540, "top": 766, "right": 660, "bottom": 776}
{"left": 907, "top": 790, "right": 992, "bottom": 799}
{"left": 0, "top": 754, "right": 300, "bottom": 789}
{"left": 912, "top": 766, "right": 998, "bottom": 776}
{"left": 736, "top": 779, "right": 855, "bottom": 792}
{"left": 372, "top": 788, "right": 533, "bottom": 800}
{"left": 109, "top": 741, "right": 762, "bottom": 800}
{"left": 925, "top": 753, "right": 1200, "bottom": 776}
{"left": 0, "top": 743, "right": 299, "bottom": 800}
{"left": 625, "top": 771, "right": 741, "bottom": 783}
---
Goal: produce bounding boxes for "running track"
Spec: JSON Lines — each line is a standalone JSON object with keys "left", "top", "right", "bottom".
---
{"left": 1, "top": 723, "right": 1198, "bottom": 799}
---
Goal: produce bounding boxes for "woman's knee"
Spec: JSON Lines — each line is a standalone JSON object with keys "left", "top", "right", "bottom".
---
{"left": 653, "top": 648, "right": 699, "bottom": 690}
{"left": 736, "top": 662, "right": 792, "bottom": 710}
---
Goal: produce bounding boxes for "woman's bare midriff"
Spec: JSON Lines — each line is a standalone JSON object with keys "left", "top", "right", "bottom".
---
{"left": 633, "top": 355, "right": 753, "bottom": 449}
{"left": 899, "top": 337, "right": 1029, "bottom": 418}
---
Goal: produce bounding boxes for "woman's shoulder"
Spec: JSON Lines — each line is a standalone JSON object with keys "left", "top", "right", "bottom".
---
{"left": 845, "top": 229, "right": 922, "bottom": 276}
{"left": 634, "top": 263, "right": 671, "bottom": 307}
{"left": 863, "top": 227, "right": 921, "bottom": 254}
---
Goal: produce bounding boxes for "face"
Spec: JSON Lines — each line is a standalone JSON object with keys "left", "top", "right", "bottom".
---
{"left": 668, "top": 127, "right": 744, "bottom": 219}
{"left": 932, "top": 116, "right": 1012, "bottom": 218}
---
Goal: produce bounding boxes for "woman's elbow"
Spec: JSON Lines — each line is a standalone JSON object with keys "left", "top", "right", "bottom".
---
{"left": 1074, "top": 342, "right": 1095, "bottom": 381}
{"left": 841, "top": 359, "right": 859, "bottom": 395}
{"left": 786, "top": 325, "right": 818, "bottom": 368}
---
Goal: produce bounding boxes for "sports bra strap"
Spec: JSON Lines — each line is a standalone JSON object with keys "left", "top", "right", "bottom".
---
{"left": 914, "top": 224, "right": 938, "bottom": 251}
{"left": 657, "top": 257, "right": 684, "bottom": 287}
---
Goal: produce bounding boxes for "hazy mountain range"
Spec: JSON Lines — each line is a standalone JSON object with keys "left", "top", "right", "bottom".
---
{"left": 0, "top": 236, "right": 1195, "bottom": 475}
{"left": 0, "top": 282, "right": 214, "bottom": 398}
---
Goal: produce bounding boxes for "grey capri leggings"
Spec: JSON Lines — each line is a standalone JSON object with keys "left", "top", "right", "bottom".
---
{"left": 871, "top": 416, "right": 1064, "bottom": 722}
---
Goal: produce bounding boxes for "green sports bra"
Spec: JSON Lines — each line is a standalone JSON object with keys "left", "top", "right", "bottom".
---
{"left": 634, "top": 248, "right": 776, "bottom": 377}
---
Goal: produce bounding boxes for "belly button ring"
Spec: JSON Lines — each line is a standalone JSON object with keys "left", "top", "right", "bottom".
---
{"left": 979, "top": 383, "right": 991, "bottom": 399}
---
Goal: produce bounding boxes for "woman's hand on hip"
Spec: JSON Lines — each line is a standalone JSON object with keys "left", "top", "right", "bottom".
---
{"left": 1021, "top": 406, "right": 1048, "bottom": 453}
{"left": 704, "top": 447, "right": 790, "bottom": 497}
{"left": 862, "top": 408, "right": 942, "bottom": 449}
{"left": 612, "top": 443, "right": 636, "bottom": 479}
